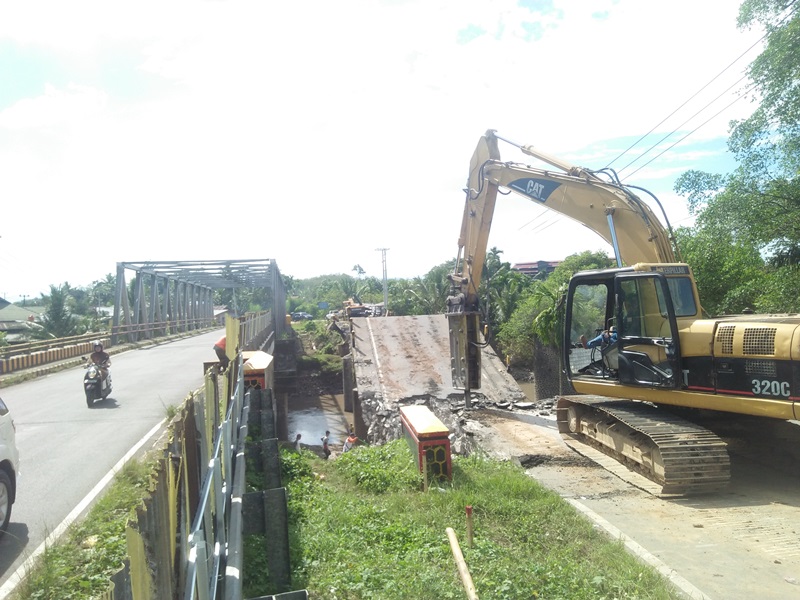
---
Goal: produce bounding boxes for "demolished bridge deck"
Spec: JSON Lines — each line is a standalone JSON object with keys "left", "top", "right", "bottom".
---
{"left": 350, "top": 314, "right": 526, "bottom": 406}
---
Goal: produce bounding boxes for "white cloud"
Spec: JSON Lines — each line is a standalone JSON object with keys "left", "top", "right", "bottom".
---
{"left": 0, "top": 84, "right": 107, "bottom": 129}
{"left": 0, "top": 0, "right": 765, "bottom": 299}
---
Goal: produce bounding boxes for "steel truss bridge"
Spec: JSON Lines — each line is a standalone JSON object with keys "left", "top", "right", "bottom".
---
{"left": 111, "top": 259, "right": 287, "bottom": 345}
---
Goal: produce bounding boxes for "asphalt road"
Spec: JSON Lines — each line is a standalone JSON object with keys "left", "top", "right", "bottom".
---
{"left": 0, "top": 329, "right": 224, "bottom": 591}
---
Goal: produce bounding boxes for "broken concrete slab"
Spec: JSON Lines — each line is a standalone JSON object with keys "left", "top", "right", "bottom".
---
{"left": 347, "top": 314, "right": 530, "bottom": 452}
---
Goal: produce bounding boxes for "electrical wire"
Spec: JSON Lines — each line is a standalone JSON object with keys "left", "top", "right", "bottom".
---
{"left": 617, "top": 75, "right": 753, "bottom": 178}
{"left": 625, "top": 91, "right": 750, "bottom": 180}
{"left": 606, "top": 3, "right": 798, "bottom": 172}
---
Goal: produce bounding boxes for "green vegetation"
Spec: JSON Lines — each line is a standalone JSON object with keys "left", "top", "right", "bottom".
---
{"left": 292, "top": 320, "right": 346, "bottom": 366}
{"left": 671, "top": 1, "right": 800, "bottom": 315}
{"left": 31, "top": 284, "right": 82, "bottom": 339}
{"left": 10, "top": 460, "right": 154, "bottom": 600}
{"left": 243, "top": 442, "right": 678, "bottom": 599}
{"left": 495, "top": 251, "right": 613, "bottom": 365}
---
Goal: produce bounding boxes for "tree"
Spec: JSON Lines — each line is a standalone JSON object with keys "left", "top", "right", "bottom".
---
{"left": 404, "top": 262, "right": 453, "bottom": 315}
{"left": 91, "top": 274, "right": 116, "bottom": 307}
{"left": 725, "top": 1, "right": 800, "bottom": 263}
{"left": 34, "top": 284, "right": 83, "bottom": 339}
{"left": 478, "top": 247, "right": 534, "bottom": 345}
{"left": 672, "top": 2, "right": 800, "bottom": 312}
{"left": 497, "top": 251, "right": 613, "bottom": 364}
{"left": 673, "top": 224, "right": 765, "bottom": 315}
{"left": 734, "top": 0, "right": 800, "bottom": 178}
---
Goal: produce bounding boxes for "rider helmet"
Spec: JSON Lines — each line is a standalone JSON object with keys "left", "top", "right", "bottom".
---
{"left": 93, "top": 341, "right": 103, "bottom": 351}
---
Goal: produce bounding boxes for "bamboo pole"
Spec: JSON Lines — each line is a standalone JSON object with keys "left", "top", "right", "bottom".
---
{"left": 446, "top": 527, "right": 478, "bottom": 600}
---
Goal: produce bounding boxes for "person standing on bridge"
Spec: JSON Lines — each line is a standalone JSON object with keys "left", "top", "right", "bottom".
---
{"left": 213, "top": 335, "right": 229, "bottom": 370}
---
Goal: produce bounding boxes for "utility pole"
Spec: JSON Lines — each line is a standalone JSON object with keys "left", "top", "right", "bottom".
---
{"left": 376, "top": 248, "right": 389, "bottom": 316}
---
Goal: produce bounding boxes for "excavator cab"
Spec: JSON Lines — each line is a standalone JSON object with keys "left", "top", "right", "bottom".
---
{"left": 565, "top": 267, "right": 684, "bottom": 389}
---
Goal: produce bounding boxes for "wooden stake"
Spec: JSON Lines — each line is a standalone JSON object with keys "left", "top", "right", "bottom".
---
{"left": 446, "top": 527, "right": 478, "bottom": 600}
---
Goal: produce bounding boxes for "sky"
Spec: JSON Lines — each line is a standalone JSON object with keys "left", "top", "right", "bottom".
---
{"left": 0, "top": 0, "right": 765, "bottom": 301}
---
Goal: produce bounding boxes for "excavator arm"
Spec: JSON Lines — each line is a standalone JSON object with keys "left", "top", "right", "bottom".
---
{"left": 447, "top": 129, "right": 678, "bottom": 390}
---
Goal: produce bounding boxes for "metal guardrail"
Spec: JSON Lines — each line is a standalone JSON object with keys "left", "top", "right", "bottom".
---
{"left": 111, "top": 317, "right": 215, "bottom": 345}
{"left": 184, "top": 358, "right": 246, "bottom": 600}
{"left": 0, "top": 317, "right": 214, "bottom": 360}
{"left": 0, "top": 332, "right": 106, "bottom": 359}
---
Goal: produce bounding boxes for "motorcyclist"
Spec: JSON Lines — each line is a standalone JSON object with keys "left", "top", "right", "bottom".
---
{"left": 89, "top": 342, "right": 111, "bottom": 381}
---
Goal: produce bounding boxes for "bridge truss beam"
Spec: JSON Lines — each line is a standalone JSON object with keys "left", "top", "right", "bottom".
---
{"left": 111, "top": 259, "right": 286, "bottom": 345}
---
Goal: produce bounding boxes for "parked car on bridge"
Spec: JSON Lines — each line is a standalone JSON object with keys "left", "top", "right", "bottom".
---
{"left": 290, "top": 311, "right": 314, "bottom": 321}
{"left": 0, "top": 396, "right": 19, "bottom": 538}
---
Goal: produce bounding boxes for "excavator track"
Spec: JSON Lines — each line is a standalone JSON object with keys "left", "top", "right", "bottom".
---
{"left": 556, "top": 395, "right": 730, "bottom": 495}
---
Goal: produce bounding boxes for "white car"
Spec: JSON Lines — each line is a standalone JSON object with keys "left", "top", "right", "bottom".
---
{"left": 0, "top": 396, "right": 19, "bottom": 538}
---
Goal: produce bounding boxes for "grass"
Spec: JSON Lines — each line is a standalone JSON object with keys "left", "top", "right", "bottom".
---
{"left": 10, "top": 460, "right": 154, "bottom": 600}
{"left": 243, "top": 442, "right": 681, "bottom": 600}
{"left": 292, "top": 320, "right": 346, "bottom": 365}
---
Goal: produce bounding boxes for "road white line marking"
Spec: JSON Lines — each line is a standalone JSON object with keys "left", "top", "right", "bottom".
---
{"left": 0, "top": 420, "right": 165, "bottom": 597}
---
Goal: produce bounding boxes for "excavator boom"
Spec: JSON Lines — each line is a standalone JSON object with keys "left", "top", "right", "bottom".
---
{"left": 448, "top": 130, "right": 677, "bottom": 390}
{"left": 455, "top": 130, "right": 676, "bottom": 303}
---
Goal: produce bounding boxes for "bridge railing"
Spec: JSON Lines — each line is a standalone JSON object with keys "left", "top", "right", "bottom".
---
{"left": 107, "top": 314, "right": 286, "bottom": 599}
{"left": 111, "top": 316, "right": 215, "bottom": 345}
{"left": 0, "top": 334, "right": 112, "bottom": 375}
{"left": 0, "top": 317, "right": 218, "bottom": 376}
{"left": 0, "top": 332, "right": 106, "bottom": 360}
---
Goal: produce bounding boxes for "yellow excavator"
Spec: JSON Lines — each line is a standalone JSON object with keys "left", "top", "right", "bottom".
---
{"left": 447, "top": 130, "right": 800, "bottom": 494}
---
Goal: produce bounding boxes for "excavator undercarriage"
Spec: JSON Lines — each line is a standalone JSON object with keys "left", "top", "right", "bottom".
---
{"left": 556, "top": 395, "right": 731, "bottom": 494}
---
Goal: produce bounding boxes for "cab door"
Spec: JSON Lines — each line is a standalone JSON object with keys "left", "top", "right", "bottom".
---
{"left": 615, "top": 273, "right": 682, "bottom": 388}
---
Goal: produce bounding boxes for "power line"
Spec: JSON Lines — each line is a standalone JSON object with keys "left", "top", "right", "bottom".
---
{"left": 606, "top": 4, "right": 799, "bottom": 173}
{"left": 625, "top": 91, "right": 750, "bottom": 180}
{"left": 604, "top": 34, "right": 760, "bottom": 170}
{"left": 617, "top": 75, "right": 753, "bottom": 178}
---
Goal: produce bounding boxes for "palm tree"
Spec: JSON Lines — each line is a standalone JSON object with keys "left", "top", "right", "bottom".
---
{"left": 404, "top": 263, "right": 452, "bottom": 315}
{"left": 33, "top": 284, "right": 83, "bottom": 339}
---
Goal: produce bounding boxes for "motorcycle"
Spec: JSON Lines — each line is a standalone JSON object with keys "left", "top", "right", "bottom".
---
{"left": 84, "top": 360, "right": 112, "bottom": 407}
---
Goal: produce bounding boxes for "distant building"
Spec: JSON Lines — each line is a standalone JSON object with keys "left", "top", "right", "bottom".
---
{"left": 214, "top": 306, "right": 232, "bottom": 325}
{"left": 0, "top": 300, "right": 44, "bottom": 343}
{"left": 512, "top": 260, "right": 561, "bottom": 279}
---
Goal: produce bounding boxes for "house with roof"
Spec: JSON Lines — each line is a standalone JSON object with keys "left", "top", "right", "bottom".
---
{"left": 0, "top": 299, "right": 44, "bottom": 343}
{"left": 512, "top": 260, "right": 561, "bottom": 279}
